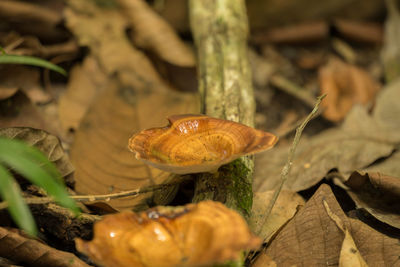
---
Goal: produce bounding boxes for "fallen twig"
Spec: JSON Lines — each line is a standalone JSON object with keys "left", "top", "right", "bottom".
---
{"left": 258, "top": 94, "right": 326, "bottom": 238}
{"left": 270, "top": 74, "right": 317, "bottom": 109}
{"left": 0, "top": 177, "right": 188, "bottom": 210}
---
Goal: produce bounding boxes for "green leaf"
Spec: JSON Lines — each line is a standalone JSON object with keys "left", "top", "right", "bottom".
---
{"left": 0, "top": 138, "right": 79, "bottom": 214}
{"left": 0, "top": 165, "right": 37, "bottom": 236}
{"left": 0, "top": 54, "right": 67, "bottom": 76}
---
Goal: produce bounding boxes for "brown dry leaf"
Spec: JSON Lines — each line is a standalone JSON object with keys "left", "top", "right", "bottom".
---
{"left": 117, "top": 0, "right": 195, "bottom": 67}
{"left": 252, "top": 253, "right": 277, "bottom": 267}
{"left": 323, "top": 200, "right": 368, "bottom": 267}
{"left": 0, "top": 226, "right": 89, "bottom": 267}
{"left": 58, "top": 55, "right": 106, "bottom": 132}
{"left": 76, "top": 201, "right": 261, "bottom": 267}
{"left": 381, "top": 0, "right": 400, "bottom": 82}
{"left": 263, "top": 184, "right": 400, "bottom": 266}
{"left": 250, "top": 190, "right": 304, "bottom": 242}
{"left": 341, "top": 171, "right": 400, "bottom": 229}
{"left": 319, "top": 56, "right": 381, "bottom": 121}
{"left": 65, "top": 0, "right": 200, "bottom": 209}
{"left": 255, "top": 79, "right": 400, "bottom": 192}
{"left": 0, "top": 127, "right": 75, "bottom": 186}
{"left": 0, "top": 90, "right": 57, "bottom": 135}
{"left": 339, "top": 230, "right": 369, "bottom": 267}
{"left": 0, "top": 87, "right": 18, "bottom": 100}
{"left": 364, "top": 150, "right": 400, "bottom": 178}
{"left": 0, "top": 66, "right": 51, "bottom": 104}
{"left": 71, "top": 79, "right": 199, "bottom": 209}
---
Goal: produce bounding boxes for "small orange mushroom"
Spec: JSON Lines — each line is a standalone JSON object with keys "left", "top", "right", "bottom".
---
{"left": 129, "top": 114, "right": 278, "bottom": 174}
{"left": 75, "top": 201, "right": 261, "bottom": 267}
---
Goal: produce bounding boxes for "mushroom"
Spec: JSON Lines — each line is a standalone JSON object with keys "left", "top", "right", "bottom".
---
{"left": 75, "top": 201, "right": 261, "bottom": 267}
{"left": 129, "top": 114, "right": 278, "bottom": 174}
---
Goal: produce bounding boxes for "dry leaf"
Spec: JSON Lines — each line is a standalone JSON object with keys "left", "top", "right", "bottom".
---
{"left": 0, "top": 226, "right": 89, "bottom": 267}
{"left": 381, "top": 0, "right": 400, "bottom": 82}
{"left": 249, "top": 190, "right": 304, "bottom": 242}
{"left": 129, "top": 114, "right": 278, "bottom": 174}
{"left": 117, "top": 0, "right": 195, "bottom": 67}
{"left": 58, "top": 55, "right": 107, "bottom": 132}
{"left": 341, "top": 171, "right": 400, "bottom": 229}
{"left": 65, "top": 0, "right": 166, "bottom": 86}
{"left": 252, "top": 253, "right": 277, "bottom": 267}
{"left": 0, "top": 90, "right": 57, "bottom": 135}
{"left": 0, "top": 127, "right": 75, "bottom": 186}
{"left": 65, "top": 0, "right": 200, "bottom": 209}
{"left": 339, "top": 230, "right": 369, "bottom": 267}
{"left": 71, "top": 80, "right": 199, "bottom": 209}
{"left": 0, "top": 87, "right": 18, "bottom": 100}
{"left": 323, "top": 200, "right": 368, "bottom": 267}
{"left": 76, "top": 201, "right": 261, "bottom": 267}
{"left": 255, "top": 79, "right": 400, "bottom": 192}
{"left": 263, "top": 184, "right": 400, "bottom": 266}
{"left": 319, "top": 57, "right": 381, "bottom": 121}
{"left": 364, "top": 150, "right": 400, "bottom": 178}
{"left": 0, "top": 66, "right": 51, "bottom": 104}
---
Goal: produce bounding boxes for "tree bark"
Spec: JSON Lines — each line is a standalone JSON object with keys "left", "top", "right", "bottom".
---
{"left": 189, "top": 0, "right": 255, "bottom": 219}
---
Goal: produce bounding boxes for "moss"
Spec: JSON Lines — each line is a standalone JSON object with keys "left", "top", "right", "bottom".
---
{"left": 221, "top": 158, "right": 253, "bottom": 218}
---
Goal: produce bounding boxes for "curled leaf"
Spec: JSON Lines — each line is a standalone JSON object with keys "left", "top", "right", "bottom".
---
{"left": 118, "top": 0, "right": 195, "bottom": 67}
{"left": 319, "top": 57, "right": 380, "bottom": 121}
{"left": 76, "top": 201, "right": 261, "bottom": 267}
{"left": 129, "top": 114, "right": 278, "bottom": 174}
{"left": 343, "top": 171, "right": 400, "bottom": 229}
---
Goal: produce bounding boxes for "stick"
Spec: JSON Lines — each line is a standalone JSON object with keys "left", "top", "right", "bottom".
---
{"left": 0, "top": 177, "right": 187, "bottom": 210}
{"left": 259, "top": 94, "right": 326, "bottom": 237}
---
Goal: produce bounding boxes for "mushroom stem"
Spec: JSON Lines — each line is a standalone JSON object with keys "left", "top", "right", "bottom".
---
{"left": 189, "top": 0, "right": 255, "bottom": 220}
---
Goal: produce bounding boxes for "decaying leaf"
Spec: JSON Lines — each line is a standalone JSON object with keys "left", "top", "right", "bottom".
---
{"left": 364, "top": 150, "right": 400, "bottom": 178}
{"left": 117, "top": 0, "right": 195, "bottom": 67}
{"left": 262, "top": 184, "right": 400, "bottom": 266}
{"left": 318, "top": 57, "right": 381, "bottom": 121}
{"left": 0, "top": 66, "right": 51, "bottom": 104}
{"left": 58, "top": 55, "right": 107, "bottom": 132}
{"left": 252, "top": 253, "right": 277, "bottom": 267}
{"left": 0, "top": 226, "right": 89, "bottom": 267}
{"left": 255, "top": 79, "right": 400, "bottom": 192}
{"left": 323, "top": 200, "right": 368, "bottom": 267}
{"left": 71, "top": 80, "right": 199, "bottom": 209}
{"left": 129, "top": 114, "right": 278, "bottom": 174}
{"left": 76, "top": 201, "right": 261, "bottom": 267}
{"left": 381, "top": 0, "right": 400, "bottom": 82}
{"left": 65, "top": 0, "right": 200, "bottom": 209}
{"left": 340, "top": 171, "right": 400, "bottom": 229}
{"left": 0, "top": 90, "right": 57, "bottom": 136}
{"left": 0, "top": 127, "right": 74, "bottom": 186}
{"left": 249, "top": 190, "right": 304, "bottom": 242}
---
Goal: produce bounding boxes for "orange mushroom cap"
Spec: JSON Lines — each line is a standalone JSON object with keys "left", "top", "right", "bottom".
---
{"left": 129, "top": 114, "right": 278, "bottom": 174}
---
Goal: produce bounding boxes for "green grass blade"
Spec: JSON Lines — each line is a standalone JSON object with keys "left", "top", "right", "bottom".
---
{"left": 0, "top": 139, "right": 79, "bottom": 214}
{"left": 0, "top": 54, "right": 67, "bottom": 76}
{"left": 0, "top": 165, "right": 37, "bottom": 236}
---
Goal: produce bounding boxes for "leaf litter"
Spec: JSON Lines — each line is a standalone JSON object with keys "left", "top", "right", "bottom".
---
{"left": 0, "top": 0, "right": 400, "bottom": 266}
{"left": 64, "top": 0, "right": 199, "bottom": 210}
{"left": 257, "top": 184, "right": 400, "bottom": 266}
{"left": 255, "top": 77, "right": 400, "bottom": 192}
